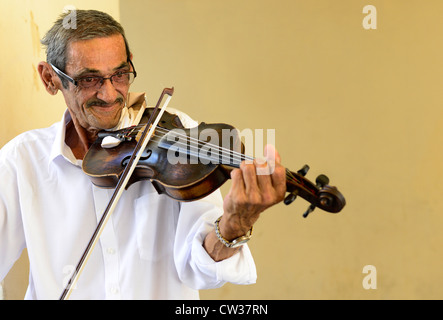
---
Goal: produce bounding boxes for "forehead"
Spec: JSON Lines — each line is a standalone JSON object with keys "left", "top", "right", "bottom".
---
{"left": 65, "top": 34, "right": 127, "bottom": 73}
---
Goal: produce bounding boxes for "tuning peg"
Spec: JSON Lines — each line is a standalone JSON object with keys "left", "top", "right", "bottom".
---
{"left": 284, "top": 190, "right": 298, "bottom": 205}
{"left": 316, "top": 174, "right": 329, "bottom": 188}
{"left": 297, "top": 164, "right": 310, "bottom": 176}
{"left": 303, "top": 204, "right": 316, "bottom": 218}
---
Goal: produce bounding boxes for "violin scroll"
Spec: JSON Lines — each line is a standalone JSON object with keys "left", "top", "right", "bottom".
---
{"left": 284, "top": 165, "right": 346, "bottom": 217}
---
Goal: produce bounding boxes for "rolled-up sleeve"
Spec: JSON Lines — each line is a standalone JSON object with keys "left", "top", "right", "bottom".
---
{"left": 173, "top": 190, "right": 257, "bottom": 290}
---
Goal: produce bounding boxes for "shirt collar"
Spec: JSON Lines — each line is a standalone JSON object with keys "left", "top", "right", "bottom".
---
{"left": 49, "top": 109, "right": 79, "bottom": 167}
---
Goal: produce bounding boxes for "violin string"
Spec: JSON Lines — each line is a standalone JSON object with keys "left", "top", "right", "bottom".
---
{"left": 147, "top": 134, "right": 298, "bottom": 185}
{"left": 139, "top": 132, "right": 298, "bottom": 183}
{"left": 153, "top": 127, "right": 252, "bottom": 164}
{"left": 124, "top": 124, "right": 253, "bottom": 164}
{"left": 152, "top": 129, "right": 300, "bottom": 183}
{"left": 144, "top": 132, "right": 245, "bottom": 167}
{"left": 126, "top": 124, "right": 254, "bottom": 165}
{"left": 154, "top": 126, "right": 252, "bottom": 162}
{"left": 117, "top": 124, "right": 299, "bottom": 182}
{"left": 152, "top": 129, "right": 299, "bottom": 182}
{"left": 285, "top": 169, "right": 299, "bottom": 184}
{"left": 148, "top": 131, "right": 297, "bottom": 183}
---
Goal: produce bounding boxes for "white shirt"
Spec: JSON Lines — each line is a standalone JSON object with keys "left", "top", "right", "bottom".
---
{"left": 0, "top": 95, "right": 256, "bottom": 299}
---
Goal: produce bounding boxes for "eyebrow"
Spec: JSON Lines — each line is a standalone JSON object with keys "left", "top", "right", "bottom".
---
{"left": 73, "top": 61, "right": 130, "bottom": 78}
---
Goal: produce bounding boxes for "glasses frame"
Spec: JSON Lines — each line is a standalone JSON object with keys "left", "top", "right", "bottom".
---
{"left": 50, "top": 59, "right": 137, "bottom": 89}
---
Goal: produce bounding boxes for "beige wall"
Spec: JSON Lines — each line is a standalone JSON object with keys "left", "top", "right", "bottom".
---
{"left": 2, "top": 0, "right": 443, "bottom": 299}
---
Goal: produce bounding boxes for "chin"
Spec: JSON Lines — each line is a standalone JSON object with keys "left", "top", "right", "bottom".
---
{"left": 98, "top": 121, "right": 120, "bottom": 130}
{"left": 86, "top": 117, "right": 120, "bottom": 132}
{"left": 89, "top": 109, "right": 123, "bottom": 130}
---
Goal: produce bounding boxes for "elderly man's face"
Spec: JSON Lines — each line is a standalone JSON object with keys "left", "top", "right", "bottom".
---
{"left": 61, "top": 34, "right": 131, "bottom": 131}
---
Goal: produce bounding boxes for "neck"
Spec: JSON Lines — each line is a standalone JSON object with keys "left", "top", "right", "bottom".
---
{"left": 65, "top": 119, "right": 99, "bottom": 160}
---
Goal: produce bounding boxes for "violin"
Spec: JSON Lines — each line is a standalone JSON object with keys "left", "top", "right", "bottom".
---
{"left": 82, "top": 105, "right": 345, "bottom": 215}
{"left": 60, "top": 88, "right": 345, "bottom": 299}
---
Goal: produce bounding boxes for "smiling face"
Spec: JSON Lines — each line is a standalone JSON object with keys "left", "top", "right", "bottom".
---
{"left": 60, "top": 34, "right": 132, "bottom": 132}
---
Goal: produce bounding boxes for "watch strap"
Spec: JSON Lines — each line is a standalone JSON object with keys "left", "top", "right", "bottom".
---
{"left": 214, "top": 216, "right": 253, "bottom": 248}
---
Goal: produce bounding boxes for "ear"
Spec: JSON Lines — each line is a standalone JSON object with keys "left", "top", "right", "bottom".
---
{"left": 38, "top": 61, "right": 60, "bottom": 95}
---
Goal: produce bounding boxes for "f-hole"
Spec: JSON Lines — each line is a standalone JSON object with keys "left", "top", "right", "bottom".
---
{"left": 121, "top": 149, "right": 152, "bottom": 167}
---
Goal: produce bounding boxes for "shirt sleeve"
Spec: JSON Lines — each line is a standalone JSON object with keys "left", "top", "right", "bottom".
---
{"left": 0, "top": 148, "right": 26, "bottom": 281}
{"left": 164, "top": 106, "right": 257, "bottom": 289}
{"left": 173, "top": 190, "right": 257, "bottom": 290}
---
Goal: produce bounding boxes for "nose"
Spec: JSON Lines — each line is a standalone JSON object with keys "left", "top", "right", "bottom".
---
{"left": 96, "top": 78, "right": 119, "bottom": 104}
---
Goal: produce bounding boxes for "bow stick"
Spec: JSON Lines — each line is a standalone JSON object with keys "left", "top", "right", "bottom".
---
{"left": 59, "top": 88, "right": 174, "bottom": 300}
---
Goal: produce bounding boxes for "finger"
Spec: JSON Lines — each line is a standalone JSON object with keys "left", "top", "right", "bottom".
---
{"left": 240, "top": 161, "right": 260, "bottom": 195}
{"left": 264, "top": 144, "right": 281, "bottom": 163}
{"left": 254, "top": 158, "right": 273, "bottom": 189}
{"left": 254, "top": 160, "right": 286, "bottom": 206}
{"left": 263, "top": 144, "right": 281, "bottom": 175}
{"left": 264, "top": 146, "right": 287, "bottom": 200}
{"left": 230, "top": 168, "right": 246, "bottom": 195}
{"left": 271, "top": 164, "right": 287, "bottom": 201}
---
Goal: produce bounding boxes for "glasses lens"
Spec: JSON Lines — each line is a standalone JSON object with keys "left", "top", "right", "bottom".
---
{"left": 112, "top": 73, "right": 135, "bottom": 85}
{"left": 77, "top": 77, "right": 101, "bottom": 88}
{"left": 76, "top": 73, "right": 135, "bottom": 89}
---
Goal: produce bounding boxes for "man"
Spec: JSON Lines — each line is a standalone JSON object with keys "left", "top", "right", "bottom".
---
{"left": 0, "top": 10, "right": 286, "bottom": 299}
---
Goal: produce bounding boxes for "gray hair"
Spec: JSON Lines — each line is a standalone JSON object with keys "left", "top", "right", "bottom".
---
{"left": 41, "top": 9, "right": 131, "bottom": 88}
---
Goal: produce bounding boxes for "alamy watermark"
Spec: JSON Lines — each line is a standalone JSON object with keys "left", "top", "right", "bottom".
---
{"left": 362, "top": 5, "right": 377, "bottom": 30}
{"left": 163, "top": 127, "right": 277, "bottom": 175}
{"left": 62, "top": 5, "right": 77, "bottom": 29}
{"left": 362, "top": 265, "right": 377, "bottom": 289}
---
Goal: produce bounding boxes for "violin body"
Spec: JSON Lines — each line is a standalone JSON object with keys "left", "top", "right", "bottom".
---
{"left": 83, "top": 108, "right": 242, "bottom": 201}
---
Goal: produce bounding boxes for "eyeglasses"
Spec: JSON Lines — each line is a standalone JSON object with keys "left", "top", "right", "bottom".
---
{"left": 50, "top": 60, "right": 137, "bottom": 89}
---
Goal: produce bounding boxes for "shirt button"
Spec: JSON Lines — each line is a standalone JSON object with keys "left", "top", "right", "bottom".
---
{"left": 107, "top": 247, "right": 116, "bottom": 255}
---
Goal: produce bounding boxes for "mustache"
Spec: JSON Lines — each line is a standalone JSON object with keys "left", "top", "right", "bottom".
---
{"left": 86, "top": 96, "right": 125, "bottom": 109}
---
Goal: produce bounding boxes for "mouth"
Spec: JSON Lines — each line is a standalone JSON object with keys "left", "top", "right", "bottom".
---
{"left": 86, "top": 97, "right": 125, "bottom": 111}
{"left": 92, "top": 103, "right": 120, "bottom": 111}
{"left": 87, "top": 99, "right": 126, "bottom": 119}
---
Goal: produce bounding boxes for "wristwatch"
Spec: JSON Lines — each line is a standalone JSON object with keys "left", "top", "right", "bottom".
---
{"left": 214, "top": 216, "right": 253, "bottom": 248}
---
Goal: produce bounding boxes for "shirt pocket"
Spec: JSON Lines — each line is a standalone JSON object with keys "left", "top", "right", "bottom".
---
{"left": 134, "top": 193, "right": 179, "bottom": 261}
